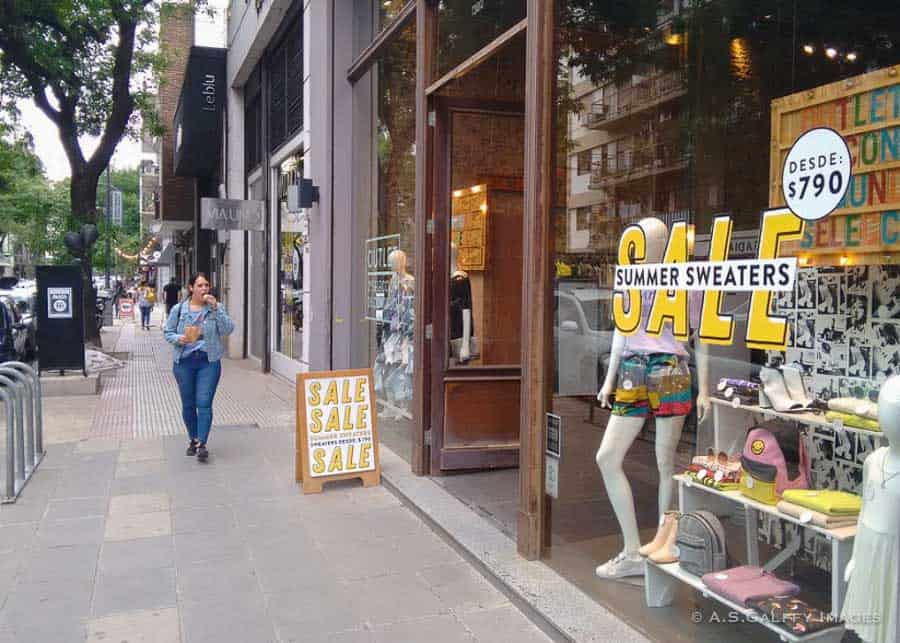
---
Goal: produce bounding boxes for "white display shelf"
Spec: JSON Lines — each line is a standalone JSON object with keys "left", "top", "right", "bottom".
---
{"left": 674, "top": 474, "right": 857, "bottom": 542}
{"left": 645, "top": 560, "right": 846, "bottom": 643}
{"left": 710, "top": 397, "right": 886, "bottom": 442}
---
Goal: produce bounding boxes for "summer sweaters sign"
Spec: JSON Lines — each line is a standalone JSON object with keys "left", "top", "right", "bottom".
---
{"left": 295, "top": 369, "right": 380, "bottom": 493}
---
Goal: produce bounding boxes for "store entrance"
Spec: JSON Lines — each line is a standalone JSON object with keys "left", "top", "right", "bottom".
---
{"left": 428, "top": 36, "right": 525, "bottom": 480}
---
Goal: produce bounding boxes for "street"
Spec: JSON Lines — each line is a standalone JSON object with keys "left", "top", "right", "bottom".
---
{"left": 0, "top": 310, "right": 552, "bottom": 643}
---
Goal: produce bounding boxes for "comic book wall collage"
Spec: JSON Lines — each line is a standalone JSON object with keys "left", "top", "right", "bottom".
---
{"left": 760, "top": 265, "right": 896, "bottom": 571}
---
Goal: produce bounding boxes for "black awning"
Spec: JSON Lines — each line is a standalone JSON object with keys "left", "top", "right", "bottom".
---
{"left": 174, "top": 47, "right": 227, "bottom": 178}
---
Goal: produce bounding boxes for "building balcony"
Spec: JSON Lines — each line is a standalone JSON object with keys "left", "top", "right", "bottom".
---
{"left": 585, "top": 72, "right": 685, "bottom": 131}
{"left": 588, "top": 143, "right": 688, "bottom": 190}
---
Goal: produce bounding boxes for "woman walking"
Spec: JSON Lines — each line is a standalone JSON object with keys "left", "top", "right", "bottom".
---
{"left": 164, "top": 273, "right": 234, "bottom": 462}
{"left": 137, "top": 281, "right": 155, "bottom": 330}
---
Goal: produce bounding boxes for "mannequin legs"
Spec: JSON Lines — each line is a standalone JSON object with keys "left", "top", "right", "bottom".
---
{"left": 595, "top": 415, "right": 645, "bottom": 555}
{"left": 654, "top": 415, "right": 686, "bottom": 518}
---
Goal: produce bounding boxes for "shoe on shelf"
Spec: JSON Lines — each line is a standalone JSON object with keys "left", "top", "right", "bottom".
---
{"left": 185, "top": 440, "right": 198, "bottom": 456}
{"left": 648, "top": 514, "right": 682, "bottom": 564}
{"left": 782, "top": 364, "right": 812, "bottom": 407}
{"left": 639, "top": 511, "right": 679, "bottom": 557}
{"left": 196, "top": 444, "right": 208, "bottom": 462}
{"left": 759, "top": 367, "right": 804, "bottom": 413}
{"left": 595, "top": 551, "right": 644, "bottom": 579}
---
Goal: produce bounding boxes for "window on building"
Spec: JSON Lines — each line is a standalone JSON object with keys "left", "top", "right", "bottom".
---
{"left": 576, "top": 149, "right": 592, "bottom": 175}
{"left": 244, "top": 65, "right": 262, "bottom": 172}
{"left": 268, "top": 15, "right": 303, "bottom": 153}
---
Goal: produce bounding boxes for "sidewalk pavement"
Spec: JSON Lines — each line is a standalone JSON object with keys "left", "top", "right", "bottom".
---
{"left": 0, "top": 308, "right": 553, "bottom": 642}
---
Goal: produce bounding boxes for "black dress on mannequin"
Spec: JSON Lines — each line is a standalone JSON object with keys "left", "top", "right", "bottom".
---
{"left": 449, "top": 272, "right": 475, "bottom": 341}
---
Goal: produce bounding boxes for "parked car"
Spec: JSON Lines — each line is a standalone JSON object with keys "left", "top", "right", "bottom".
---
{"left": 0, "top": 296, "right": 21, "bottom": 363}
{"left": 553, "top": 288, "right": 615, "bottom": 396}
{"left": 0, "top": 291, "right": 36, "bottom": 361}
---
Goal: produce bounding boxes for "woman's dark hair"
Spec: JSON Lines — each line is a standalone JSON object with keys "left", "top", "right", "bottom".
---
{"left": 187, "top": 272, "right": 210, "bottom": 288}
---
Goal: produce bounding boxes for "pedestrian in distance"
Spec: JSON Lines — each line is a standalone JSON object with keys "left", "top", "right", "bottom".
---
{"left": 163, "top": 276, "right": 181, "bottom": 317}
{"left": 137, "top": 281, "right": 155, "bottom": 330}
{"left": 164, "top": 273, "right": 235, "bottom": 462}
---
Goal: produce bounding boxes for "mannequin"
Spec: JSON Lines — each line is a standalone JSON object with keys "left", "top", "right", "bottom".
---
{"left": 594, "top": 217, "right": 711, "bottom": 579}
{"left": 449, "top": 242, "right": 474, "bottom": 363}
{"left": 841, "top": 375, "right": 900, "bottom": 643}
{"left": 378, "top": 250, "right": 415, "bottom": 406}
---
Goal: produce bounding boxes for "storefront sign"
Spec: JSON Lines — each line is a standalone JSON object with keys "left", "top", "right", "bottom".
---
{"left": 295, "top": 369, "right": 381, "bottom": 494}
{"left": 365, "top": 234, "right": 400, "bottom": 322}
{"left": 47, "top": 287, "right": 73, "bottom": 319}
{"left": 771, "top": 64, "right": 900, "bottom": 263}
{"left": 546, "top": 413, "right": 562, "bottom": 458}
{"left": 451, "top": 184, "right": 488, "bottom": 270}
{"left": 200, "top": 198, "right": 265, "bottom": 231}
{"left": 173, "top": 47, "right": 226, "bottom": 178}
{"left": 613, "top": 210, "right": 803, "bottom": 350}
{"left": 781, "top": 128, "right": 852, "bottom": 221}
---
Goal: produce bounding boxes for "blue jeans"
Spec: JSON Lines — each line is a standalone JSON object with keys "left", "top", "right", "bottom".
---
{"left": 140, "top": 305, "right": 152, "bottom": 327}
{"left": 172, "top": 352, "right": 222, "bottom": 444}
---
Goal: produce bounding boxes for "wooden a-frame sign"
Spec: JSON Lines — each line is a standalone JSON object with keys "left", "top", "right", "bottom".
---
{"left": 295, "top": 368, "right": 381, "bottom": 494}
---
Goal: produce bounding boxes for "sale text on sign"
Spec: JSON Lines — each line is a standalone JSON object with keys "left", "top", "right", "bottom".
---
{"left": 295, "top": 369, "right": 380, "bottom": 494}
{"left": 613, "top": 209, "right": 802, "bottom": 350}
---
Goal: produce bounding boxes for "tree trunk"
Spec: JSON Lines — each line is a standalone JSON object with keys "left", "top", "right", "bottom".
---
{"left": 70, "top": 172, "right": 101, "bottom": 345}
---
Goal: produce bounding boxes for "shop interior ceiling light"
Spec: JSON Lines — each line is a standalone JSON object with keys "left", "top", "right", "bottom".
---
{"left": 846, "top": 52, "right": 858, "bottom": 61}
{"left": 826, "top": 47, "right": 838, "bottom": 59}
{"left": 802, "top": 44, "right": 815, "bottom": 55}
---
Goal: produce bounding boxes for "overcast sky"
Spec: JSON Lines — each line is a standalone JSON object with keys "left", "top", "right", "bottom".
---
{"left": 18, "top": 0, "right": 227, "bottom": 182}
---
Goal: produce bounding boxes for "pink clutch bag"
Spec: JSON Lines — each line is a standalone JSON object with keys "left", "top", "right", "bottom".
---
{"left": 701, "top": 565, "right": 800, "bottom": 606}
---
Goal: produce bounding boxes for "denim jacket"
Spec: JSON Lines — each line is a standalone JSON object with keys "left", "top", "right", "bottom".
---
{"left": 164, "top": 301, "right": 235, "bottom": 363}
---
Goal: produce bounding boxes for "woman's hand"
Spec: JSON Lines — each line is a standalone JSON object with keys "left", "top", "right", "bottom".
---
{"left": 203, "top": 294, "right": 218, "bottom": 309}
{"left": 177, "top": 335, "right": 189, "bottom": 345}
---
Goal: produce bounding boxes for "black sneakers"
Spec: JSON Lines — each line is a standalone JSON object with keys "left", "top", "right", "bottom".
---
{"left": 196, "top": 444, "right": 209, "bottom": 462}
{"left": 185, "top": 440, "right": 198, "bottom": 456}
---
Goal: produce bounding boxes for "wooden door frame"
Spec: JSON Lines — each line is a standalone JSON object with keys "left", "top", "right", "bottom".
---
{"left": 429, "top": 98, "right": 525, "bottom": 475}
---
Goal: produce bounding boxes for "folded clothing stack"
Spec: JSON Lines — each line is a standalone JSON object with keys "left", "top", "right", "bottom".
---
{"left": 825, "top": 411, "right": 879, "bottom": 432}
{"left": 701, "top": 566, "right": 800, "bottom": 606}
{"left": 748, "top": 597, "right": 843, "bottom": 636}
{"left": 686, "top": 466, "right": 741, "bottom": 490}
{"left": 776, "top": 501, "right": 858, "bottom": 528}
{"left": 824, "top": 398, "right": 879, "bottom": 431}
{"left": 780, "top": 489, "right": 861, "bottom": 518}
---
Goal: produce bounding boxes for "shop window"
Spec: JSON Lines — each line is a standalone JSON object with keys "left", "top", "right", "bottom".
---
{"left": 353, "top": 0, "right": 414, "bottom": 56}
{"left": 356, "top": 22, "right": 417, "bottom": 464}
{"left": 435, "top": 0, "right": 525, "bottom": 79}
{"left": 276, "top": 154, "right": 306, "bottom": 364}
{"left": 549, "top": 1, "right": 900, "bottom": 641}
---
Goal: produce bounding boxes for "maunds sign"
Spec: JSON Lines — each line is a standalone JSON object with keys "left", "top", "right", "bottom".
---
{"left": 200, "top": 198, "right": 265, "bottom": 231}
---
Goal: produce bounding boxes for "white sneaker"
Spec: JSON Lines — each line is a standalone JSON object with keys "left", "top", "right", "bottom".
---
{"left": 595, "top": 551, "right": 644, "bottom": 579}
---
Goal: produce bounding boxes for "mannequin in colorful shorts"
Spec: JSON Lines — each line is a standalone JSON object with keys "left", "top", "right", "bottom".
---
{"left": 594, "top": 217, "right": 711, "bottom": 579}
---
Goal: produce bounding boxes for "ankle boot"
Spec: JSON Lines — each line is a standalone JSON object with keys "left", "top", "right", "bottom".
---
{"left": 648, "top": 513, "right": 681, "bottom": 563}
{"left": 639, "top": 511, "right": 678, "bottom": 557}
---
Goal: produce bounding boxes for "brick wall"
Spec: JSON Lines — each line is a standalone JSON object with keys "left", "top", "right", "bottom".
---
{"left": 158, "top": 3, "right": 195, "bottom": 222}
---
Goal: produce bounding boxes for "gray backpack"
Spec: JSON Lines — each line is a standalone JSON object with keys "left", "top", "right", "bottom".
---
{"left": 676, "top": 510, "right": 727, "bottom": 576}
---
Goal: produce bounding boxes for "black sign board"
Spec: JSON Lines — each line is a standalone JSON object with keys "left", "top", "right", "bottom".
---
{"left": 546, "top": 413, "right": 562, "bottom": 458}
{"left": 174, "top": 47, "right": 226, "bottom": 178}
{"left": 36, "top": 265, "right": 85, "bottom": 375}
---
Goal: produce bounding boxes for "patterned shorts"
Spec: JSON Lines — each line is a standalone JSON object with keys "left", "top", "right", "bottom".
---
{"left": 612, "top": 353, "right": 692, "bottom": 418}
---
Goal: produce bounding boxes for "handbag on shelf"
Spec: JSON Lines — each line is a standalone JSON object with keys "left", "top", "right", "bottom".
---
{"left": 675, "top": 511, "right": 727, "bottom": 577}
{"left": 740, "top": 426, "right": 809, "bottom": 505}
{"left": 748, "top": 597, "right": 843, "bottom": 635}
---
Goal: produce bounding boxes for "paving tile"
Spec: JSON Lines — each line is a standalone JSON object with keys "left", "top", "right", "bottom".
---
{"left": 110, "top": 474, "right": 171, "bottom": 496}
{"left": 44, "top": 496, "right": 109, "bottom": 521}
{"left": 417, "top": 563, "right": 509, "bottom": 614}
{"left": 87, "top": 607, "right": 180, "bottom": 643}
{"left": 74, "top": 439, "right": 121, "bottom": 454}
{"left": 37, "top": 516, "right": 106, "bottom": 548}
{"left": 180, "top": 597, "right": 276, "bottom": 643}
{"left": 0, "top": 522, "right": 38, "bottom": 550}
{"left": 109, "top": 492, "right": 170, "bottom": 515}
{"left": 118, "top": 441, "right": 165, "bottom": 463}
{"left": 371, "top": 614, "right": 476, "bottom": 643}
{"left": 323, "top": 630, "right": 376, "bottom": 643}
{"left": 173, "top": 530, "right": 249, "bottom": 566}
{"left": 92, "top": 567, "right": 176, "bottom": 617}
{"left": 52, "top": 476, "right": 112, "bottom": 499}
{"left": 304, "top": 505, "right": 424, "bottom": 545}
{"left": 176, "top": 558, "right": 261, "bottom": 607}
{"left": 347, "top": 572, "right": 448, "bottom": 626}
{"left": 3, "top": 578, "right": 93, "bottom": 619}
{"left": 115, "top": 459, "right": 165, "bottom": 478}
{"left": 99, "top": 536, "right": 175, "bottom": 575}
{"left": 0, "top": 500, "right": 47, "bottom": 524}
{"left": 0, "top": 617, "right": 87, "bottom": 643}
{"left": 456, "top": 605, "right": 551, "bottom": 643}
{"left": 171, "top": 503, "right": 237, "bottom": 535}
{"left": 20, "top": 543, "right": 99, "bottom": 584}
{"left": 104, "top": 510, "right": 171, "bottom": 541}
{"left": 266, "top": 581, "right": 368, "bottom": 641}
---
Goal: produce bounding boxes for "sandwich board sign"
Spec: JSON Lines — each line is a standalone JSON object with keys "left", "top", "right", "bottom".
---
{"left": 296, "top": 369, "right": 381, "bottom": 493}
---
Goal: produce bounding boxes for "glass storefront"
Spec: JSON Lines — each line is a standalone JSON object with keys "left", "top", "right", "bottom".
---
{"left": 548, "top": 1, "right": 900, "bottom": 641}
{"left": 357, "top": 22, "right": 417, "bottom": 463}
{"left": 276, "top": 153, "right": 306, "bottom": 364}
